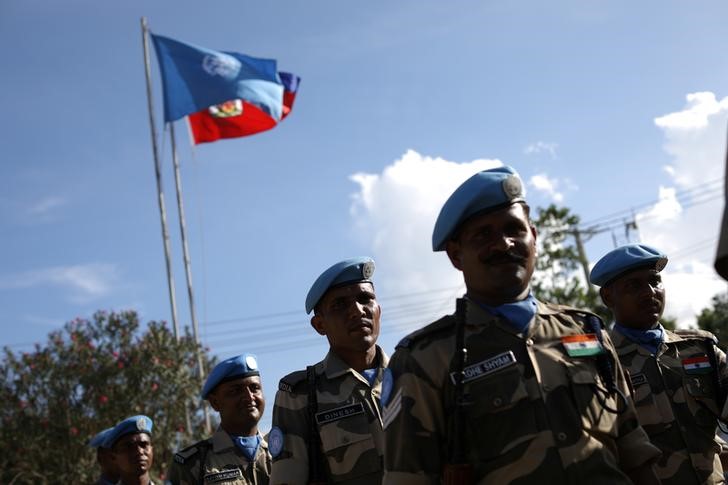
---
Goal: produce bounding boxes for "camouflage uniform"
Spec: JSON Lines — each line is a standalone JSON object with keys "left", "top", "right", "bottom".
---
{"left": 610, "top": 326, "right": 728, "bottom": 484}
{"left": 167, "top": 428, "right": 271, "bottom": 484}
{"left": 270, "top": 346, "right": 388, "bottom": 484}
{"left": 382, "top": 299, "right": 661, "bottom": 484}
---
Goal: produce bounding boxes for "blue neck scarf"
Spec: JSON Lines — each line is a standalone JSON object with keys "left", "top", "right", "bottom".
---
{"left": 232, "top": 433, "right": 261, "bottom": 461}
{"left": 474, "top": 293, "right": 538, "bottom": 334}
{"left": 361, "top": 368, "right": 378, "bottom": 386}
{"left": 615, "top": 323, "right": 665, "bottom": 354}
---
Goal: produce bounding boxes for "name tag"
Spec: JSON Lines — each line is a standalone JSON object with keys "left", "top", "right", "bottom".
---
{"left": 204, "top": 468, "right": 243, "bottom": 483}
{"left": 449, "top": 351, "right": 517, "bottom": 385}
{"left": 561, "top": 333, "right": 604, "bottom": 357}
{"left": 630, "top": 372, "right": 647, "bottom": 387}
{"left": 315, "top": 402, "right": 365, "bottom": 425}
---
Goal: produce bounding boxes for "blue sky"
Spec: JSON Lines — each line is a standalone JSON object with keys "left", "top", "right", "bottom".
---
{"left": 2, "top": 1, "right": 727, "bottom": 431}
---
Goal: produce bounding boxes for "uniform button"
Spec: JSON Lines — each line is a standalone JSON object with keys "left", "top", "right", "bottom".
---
{"left": 492, "top": 397, "right": 503, "bottom": 407}
{"left": 526, "top": 338, "right": 534, "bottom": 346}
{"left": 342, "top": 436, "right": 349, "bottom": 444}
{"left": 543, "top": 385, "right": 551, "bottom": 392}
{"left": 556, "top": 432, "right": 567, "bottom": 442}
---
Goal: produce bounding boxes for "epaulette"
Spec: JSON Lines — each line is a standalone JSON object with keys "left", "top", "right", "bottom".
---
{"left": 173, "top": 440, "right": 207, "bottom": 464}
{"left": 551, "top": 304, "right": 606, "bottom": 329}
{"left": 396, "top": 315, "right": 455, "bottom": 349}
{"left": 674, "top": 328, "right": 719, "bottom": 345}
{"left": 278, "top": 369, "right": 307, "bottom": 393}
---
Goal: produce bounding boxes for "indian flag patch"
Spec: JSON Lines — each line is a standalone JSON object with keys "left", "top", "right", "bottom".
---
{"left": 682, "top": 356, "right": 712, "bottom": 374}
{"left": 561, "top": 334, "right": 604, "bottom": 357}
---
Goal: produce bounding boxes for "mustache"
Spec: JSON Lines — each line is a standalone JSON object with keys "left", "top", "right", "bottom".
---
{"left": 482, "top": 251, "right": 527, "bottom": 265}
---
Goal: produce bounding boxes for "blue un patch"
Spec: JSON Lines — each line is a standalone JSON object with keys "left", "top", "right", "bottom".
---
{"left": 268, "top": 426, "right": 284, "bottom": 458}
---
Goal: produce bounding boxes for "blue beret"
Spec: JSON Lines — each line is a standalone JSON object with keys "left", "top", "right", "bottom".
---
{"left": 590, "top": 244, "right": 668, "bottom": 287}
{"left": 432, "top": 166, "right": 526, "bottom": 251}
{"left": 102, "top": 415, "right": 153, "bottom": 448}
{"left": 305, "top": 257, "right": 375, "bottom": 314}
{"left": 201, "top": 354, "right": 260, "bottom": 399}
{"left": 88, "top": 427, "right": 113, "bottom": 449}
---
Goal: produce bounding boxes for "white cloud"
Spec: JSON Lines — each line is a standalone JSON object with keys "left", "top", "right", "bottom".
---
{"left": 638, "top": 91, "right": 728, "bottom": 327}
{"left": 524, "top": 141, "right": 558, "bottom": 158}
{"left": 26, "top": 196, "right": 66, "bottom": 217}
{"left": 654, "top": 92, "right": 728, "bottom": 131}
{"left": 349, "top": 150, "right": 499, "bottom": 331}
{"left": 0, "top": 263, "right": 119, "bottom": 304}
{"left": 528, "top": 173, "right": 564, "bottom": 203}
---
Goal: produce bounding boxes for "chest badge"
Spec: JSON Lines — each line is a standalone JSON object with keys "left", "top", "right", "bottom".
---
{"left": 204, "top": 468, "right": 243, "bottom": 483}
{"left": 449, "top": 351, "right": 517, "bottom": 385}
{"left": 561, "top": 333, "right": 604, "bottom": 357}
{"left": 682, "top": 356, "right": 712, "bottom": 374}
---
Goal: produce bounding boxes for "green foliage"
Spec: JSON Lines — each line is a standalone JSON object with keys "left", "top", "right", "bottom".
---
{"left": 0, "top": 310, "right": 214, "bottom": 484}
{"left": 531, "top": 204, "right": 612, "bottom": 323}
{"left": 697, "top": 293, "right": 728, "bottom": 349}
{"left": 661, "top": 316, "right": 677, "bottom": 331}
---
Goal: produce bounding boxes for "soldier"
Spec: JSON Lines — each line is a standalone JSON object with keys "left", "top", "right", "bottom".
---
{"left": 167, "top": 354, "right": 271, "bottom": 484}
{"left": 104, "top": 415, "right": 156, "bottom": 485}
{"left": 591, "top": 243, "right": 728, "bottom": 484}
{"left": 269, "top": 257, "right": 388, "bottom": 485}
{"left": 382, "top": 166, "right": 661, "bottom": 484}
{"left": 89, "top": 427, "right": 119, "bottom": 485}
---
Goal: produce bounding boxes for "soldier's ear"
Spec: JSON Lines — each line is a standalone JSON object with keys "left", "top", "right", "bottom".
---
{"left": 600, "top": 286, "right": 613, "bottom": 308}
{"left": 208, "top": 392, "right": 222, "bottom": 413}
{"left": 445, "top": 240, "right": 464, "bottom": 271}
{"left": 310, "top": 314, "right": 326, "bottom": 336}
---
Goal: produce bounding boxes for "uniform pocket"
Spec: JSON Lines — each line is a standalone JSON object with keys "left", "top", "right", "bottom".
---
{"left": 565, "top": 359, "right": 619, "bottom": 438}
{"left": 318, "top": 410, "right": 379, "bottom": 481}
{"left": 683, "top": 375, "right": 720, "bottom": 426}
{"left": 464, "top": 366, "right": 535, "bottom": 460}
{"left": 630, "top": 375, "right": 674, "bottom": 431}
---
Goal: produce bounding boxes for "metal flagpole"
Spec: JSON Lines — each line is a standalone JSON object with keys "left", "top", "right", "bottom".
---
{"left": 140, "top": 17, "right": 181, "bottom": 340}
{"left": 169, "top": 122, "right": 212, "bottom": 433}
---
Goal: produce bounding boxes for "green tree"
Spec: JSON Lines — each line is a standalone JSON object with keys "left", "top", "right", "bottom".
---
{"left": 532, "top": 204, "right": 679, "bottom": 329}
{"left": 697, "top": 293, "right": 728, "bottom": 349}
{"left": 0, "top": 310, "right": 214, "bottom": 484}
{"left": 531, "top": 204, "right": 610, "bottom": 322}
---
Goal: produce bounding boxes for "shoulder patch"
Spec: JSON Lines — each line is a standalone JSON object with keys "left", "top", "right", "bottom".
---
{"left": 268, "top": 426, "right": 284, "bottom": 458}
{"left": 557, "top": 306, "right": 605, "bottom": 330}
{"left": 173, "top": 441, "right": 204, "bottom": 464}
{"left": 278, "top": 369, "right": 307, "bottom": 393}
{"left": 397, "top": 315, "right": 455, "bottom": 349}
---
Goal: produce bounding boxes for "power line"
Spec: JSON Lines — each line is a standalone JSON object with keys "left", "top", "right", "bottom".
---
{"left": 202, "top": 285, "right": 461, "bottom": 329}
{"left": 577, "top": 178, "right": 722, "bottom": 230}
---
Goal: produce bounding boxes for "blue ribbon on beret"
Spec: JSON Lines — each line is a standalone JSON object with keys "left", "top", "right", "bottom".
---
{"left": 305, "top": 257, "right": 375, "bottom": 314}
{"left": 432, "top": 166, "right": 526, "bottom": 251}
{"left": 590, "top": 243, "right": 668, "bottom": 287}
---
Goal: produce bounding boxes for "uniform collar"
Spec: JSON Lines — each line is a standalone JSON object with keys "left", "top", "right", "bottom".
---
{"left": 211, "top": 427, "right": 267, "bottom": 454}
{"left": 465, "top": 297, "right": 548, "bottom": 336}
{"left": 323, "top": 346, "right": 389, "bottom": 384}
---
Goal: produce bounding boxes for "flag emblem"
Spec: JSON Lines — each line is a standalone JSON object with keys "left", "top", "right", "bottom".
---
{"left": 202, "top": 53, "right": 241, "bottom": 79}
{"left": 561, "top": 333, "right": 604, "bottom": 357}
{"left": 209, "top": 100, "right": 243, "bottom": 118}
{"left": 682, "top": 356, "right": 712, "bottom": 374}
